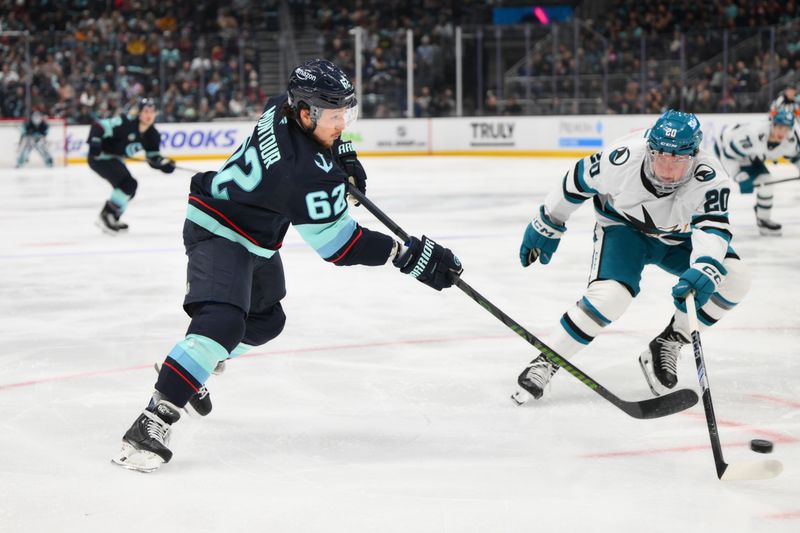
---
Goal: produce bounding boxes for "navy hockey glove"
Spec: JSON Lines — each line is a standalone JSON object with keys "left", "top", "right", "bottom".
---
{"left": 148, "top": 156, "right": 176, "bottom": 174}
{"left": 520, "top": 205, "right": 566, "bottom": 266}
{"left": 88, "top": 135, "right": 103, "bottom": 159}
{"left": 394, "top": 235, "right": 463, "bottom": 291}
{"left": 337, "top": 141, "right": 366, "bottom": 204}
{"left": 672, "top": 257, "right": 726, "bottom": 311}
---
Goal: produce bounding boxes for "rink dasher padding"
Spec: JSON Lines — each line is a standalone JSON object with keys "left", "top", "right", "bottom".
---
{"left": 64, "top": 112, "right": 776, "bottom": 164}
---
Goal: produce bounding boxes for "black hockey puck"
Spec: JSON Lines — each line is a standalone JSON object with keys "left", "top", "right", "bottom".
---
{"left": 750, "top": 439, "right": 773, "bottom": 454}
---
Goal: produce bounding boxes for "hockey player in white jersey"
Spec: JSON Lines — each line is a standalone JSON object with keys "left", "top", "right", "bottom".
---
{"left": 714, "top": 108, "right": 800, "bottom": 236}
{"left": 511, "top": 110, "right": 751, "bottom": 404}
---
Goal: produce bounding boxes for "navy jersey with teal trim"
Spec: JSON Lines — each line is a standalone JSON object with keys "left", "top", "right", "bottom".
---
{"left": 186, "top": 94, "right": 394, "bottom": 266}
{"left": 88, "top": 114, "right": 162, "bottom": 159}
{"left": 21, "top": 120, "right": 48, "bottom": 138}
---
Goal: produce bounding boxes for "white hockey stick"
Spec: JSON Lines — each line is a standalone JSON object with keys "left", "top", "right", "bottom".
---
{"left": 754, "top": 175, "right": 800, "bottom": 187}
{"left": 685, "top": 292, "right": 783, "bottom": 481}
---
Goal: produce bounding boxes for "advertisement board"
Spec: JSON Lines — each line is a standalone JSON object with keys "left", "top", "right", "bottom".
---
{"left": 66, "top": 113, "right": 769, "bottom": 164}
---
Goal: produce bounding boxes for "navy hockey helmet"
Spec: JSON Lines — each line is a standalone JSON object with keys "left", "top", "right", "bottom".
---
{"left": 127, "top": 97, "right": 157, "bottom": 119}
{"left": 138, "top": 97, "right": 157, "bottom": 110}
{"left": 645, "top": 110, "right": 702, "bottom": 194}
{"left": 287, "top": 59, "right": 358, "bottom": 130}
{"left": 647, "top": 110, "right": 703, "bottom": 156}
{"left": 771, "top": 108, "right": 795, "bottom": 128}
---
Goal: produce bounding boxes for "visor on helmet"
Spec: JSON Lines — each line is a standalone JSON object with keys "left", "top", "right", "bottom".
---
{"left": 644, "top": 149, "right": 694, "bottom": 194}
{"left": 309, "top": 100, "right": 359, "bottom": 131}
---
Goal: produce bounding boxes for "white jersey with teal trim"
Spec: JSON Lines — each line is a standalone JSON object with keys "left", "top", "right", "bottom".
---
{"left": 543, "top": 131, "right": 733, "bottom": 267}
{"left": 714, "top": 119, "right": 800, "bottom": 177}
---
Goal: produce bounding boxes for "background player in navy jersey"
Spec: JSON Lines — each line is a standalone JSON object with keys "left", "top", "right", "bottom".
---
{"left": 87, "top": 98, "right": 176, "bottom": 234}
{"left": 16, "top": 111, "right": 54, "bottom": 168}
{"left": 112, "top": 59, "right": 464, "bottom": 472}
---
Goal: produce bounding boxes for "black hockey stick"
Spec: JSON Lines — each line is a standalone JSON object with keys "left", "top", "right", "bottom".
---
{"left": 684, "top": 292, "right": 782, "bottom": 480}
{"left": 754, "top": 175, "right": 800, "bottom": 187}
{"left": 102, "top": 154, "right": 204, "bottom": 174}
{"left": 348, "top": 185, "right": 699, "bottom": 419}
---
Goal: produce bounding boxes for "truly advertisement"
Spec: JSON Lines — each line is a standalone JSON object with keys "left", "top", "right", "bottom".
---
{"left": 469, "top": 121, "right": 516, "bottom": 147}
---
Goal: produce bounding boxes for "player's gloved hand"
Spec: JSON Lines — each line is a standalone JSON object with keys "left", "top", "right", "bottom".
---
{"left": 88, "top": 135, "right": 103, "bottom": 159}
{"left": 338, "top": 141, "right": 366, "bottom": 205}
{"left": 520, "top": 205, "right": 566, "bottom": 266}
{"left": 148, "top": 156, "right": 176, "bottom": 174}
{"left": 393, "top": 235, "right": 463, "bottom": 291}
{"left": 672, "top": 257, "right": 726, "bottom": 311}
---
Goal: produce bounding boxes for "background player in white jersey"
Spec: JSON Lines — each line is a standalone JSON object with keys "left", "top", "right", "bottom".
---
{"left": 510, "top": 110, "right": 751, "bottom": 405}
{"left": 16, "top": 111, "right": 53, "bottom": 168}
{"left": 713, "top": 109, "right": 800, "bottom": 236}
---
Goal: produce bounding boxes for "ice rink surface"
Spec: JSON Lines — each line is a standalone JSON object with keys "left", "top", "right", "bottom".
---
{"left": 1, "top": 156, "right": 798, "bottom": 533}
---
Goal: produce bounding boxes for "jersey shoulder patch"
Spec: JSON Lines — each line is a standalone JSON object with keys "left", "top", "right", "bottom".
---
{"left": 693, "top": 163, "right": 716, "bottom": 182}
{"left": 608, "top": 146, "right": 631, "bottom": 166}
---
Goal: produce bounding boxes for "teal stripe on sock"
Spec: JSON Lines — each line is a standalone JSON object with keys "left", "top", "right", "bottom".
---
{"left": 167, "top": 334, "right": 228, "bottom": 382}
{"left": 229, "top": 342, "right": 253, "bottom": 359}
{"left": 110, "top": 188, "right": 131, "bottom": 213}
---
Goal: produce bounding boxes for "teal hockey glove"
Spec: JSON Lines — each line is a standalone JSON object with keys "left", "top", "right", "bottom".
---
{"left": 519, "top": 205, "right": 566, "bottom": 266}
{"left": 672, "top": 257, "right": 726, "bottom": 311}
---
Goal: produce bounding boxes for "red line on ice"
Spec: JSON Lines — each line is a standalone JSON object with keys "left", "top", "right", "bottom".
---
{"left": 748, "top": 393, "right": 800, "bottom": 409}
{"left": 0, "top": 334, "right": 509, "bottom": 392}
{"left": 581, "top": 411, "right": 798, "bottom": 459}
{"left": 761, "top": 511, "right": 800, "bottom": 520}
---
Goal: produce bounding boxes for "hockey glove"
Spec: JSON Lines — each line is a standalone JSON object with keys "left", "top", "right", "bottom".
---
{"left": 520, "top": 205, "right": 566, "bottom": 266}
{"left": 672, "top": 256, "right": 726, "bottom": 311}
{"left": 88, "top": 135, "right": 103, "bottom": 159}
{"left": 338, "top": 141, "right": 366, "bottom": 205}
{"left": 148, "top": 156, "right": 176, "bottom": 174}
{"left": 738, "top": 177, "right": 755, "bottom": 194}
{"left": 394, "top": 235, "right": 463, "bottom": 291}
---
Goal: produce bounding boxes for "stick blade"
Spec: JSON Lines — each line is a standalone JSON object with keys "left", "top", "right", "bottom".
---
{"left": 630, "top": 388, "right": 699, "bottom": 419}
{"left": 720, "top": 459, "right": 783, "bottom": 481}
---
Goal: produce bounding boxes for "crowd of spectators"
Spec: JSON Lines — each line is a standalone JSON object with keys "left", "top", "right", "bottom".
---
{"left": 3, "top": 0, "right": 800, "bottom": 122}
{"left": 0, "top": 0, "right": 262, "bottom": 124}
{"left": 311, "top": 0, "right": 800, "bottom": 117}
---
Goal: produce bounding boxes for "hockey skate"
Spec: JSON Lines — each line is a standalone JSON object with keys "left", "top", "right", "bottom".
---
{"left": 639, "top": 319, "right": 689, "bottom": 396}
{"left": 510, "top": 354, "right": 560, "bottom": 405}
{"left": 754, "top": 207, "right": 782, "bottom": 236}
{"left": 112, "top": 400, "right": 181, "bottom": 472}
{"left": 96, "top": 201, "right": 129, "bottom": 235}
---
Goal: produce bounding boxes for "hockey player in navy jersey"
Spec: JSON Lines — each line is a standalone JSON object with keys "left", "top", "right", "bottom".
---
{"left": 16, "top": 111, "right": 53, "bottom": 168}
{"left": 87, "top": 98, "right": 176, "bottom": 234}
{"left": 112, "top": 59, "right": 463, "bottom": 472}
{"left": 510, "top": 110, "right": 751, "bottom": 405}
{"left": 714, "top": 109, "right": 800, "bottom": 236}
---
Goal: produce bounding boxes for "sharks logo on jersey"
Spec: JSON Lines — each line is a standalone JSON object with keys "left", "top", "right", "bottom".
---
{"left": 694, "top": 164, "right": 716, "bottom": 182}
{"left": 609, "top": 147, "right": 630, "bottom": 166}
{"left": 619, "top": 205, "right": 687, "bottom": 235}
